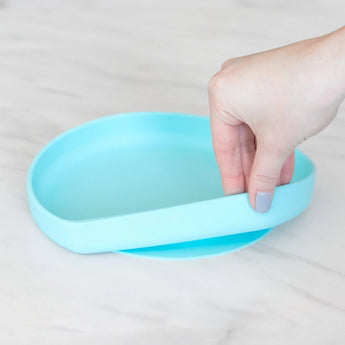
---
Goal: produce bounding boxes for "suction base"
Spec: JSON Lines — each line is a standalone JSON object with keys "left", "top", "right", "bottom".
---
{"left": 117, "top": 228, "right": 273, "bottom": 260}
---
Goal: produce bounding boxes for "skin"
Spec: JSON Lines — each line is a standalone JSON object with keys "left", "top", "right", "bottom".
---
{"left": 208, "top": 26, "right": 345, "bottom": 212}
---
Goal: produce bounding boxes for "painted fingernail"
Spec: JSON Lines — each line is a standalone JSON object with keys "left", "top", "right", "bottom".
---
{"left": 255, "top": 192, "right": 273, "bottom": 213}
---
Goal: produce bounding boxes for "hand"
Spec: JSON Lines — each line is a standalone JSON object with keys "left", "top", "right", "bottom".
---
{"left": 208, "top": 27, "right": 345, "bottom": 212}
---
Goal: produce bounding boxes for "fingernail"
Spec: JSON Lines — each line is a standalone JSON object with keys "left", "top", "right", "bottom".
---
{"left": 255, "top": 192, "right": 273, "bottom": 213}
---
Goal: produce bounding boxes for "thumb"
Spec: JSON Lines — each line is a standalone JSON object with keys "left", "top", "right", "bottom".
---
{"left": 248, "top": 141, "right": 289, "bottom": 213}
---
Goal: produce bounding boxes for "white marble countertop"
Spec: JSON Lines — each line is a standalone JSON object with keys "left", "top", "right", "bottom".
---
{"left": 1, "top": 1, "right": 345, "bottom": 344}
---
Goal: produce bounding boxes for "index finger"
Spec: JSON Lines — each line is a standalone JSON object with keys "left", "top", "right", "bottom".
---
{"left": 210, "top": 113, "right": 245, "bottom": 195}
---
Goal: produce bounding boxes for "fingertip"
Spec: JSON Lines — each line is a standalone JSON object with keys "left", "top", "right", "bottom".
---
{"left": 248, "top": 143, "right": 286, "bottom": 213}
{"left": 248, "top": 187, "right": 275, "bottom": 213}
{"left": 254, "top": 191, "right": 274, "bottom": 213}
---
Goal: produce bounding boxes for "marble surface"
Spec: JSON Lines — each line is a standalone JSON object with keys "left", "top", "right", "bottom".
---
{"left": 1, "top": 1, "right": 345, "bottom": 344}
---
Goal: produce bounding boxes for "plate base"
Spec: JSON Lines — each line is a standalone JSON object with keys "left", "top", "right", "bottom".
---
{"left": 117, "top": 228, "right": 273, "bottom": 260}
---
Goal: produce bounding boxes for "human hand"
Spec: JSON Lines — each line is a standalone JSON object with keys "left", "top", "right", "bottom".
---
{"left": 208, "top": 27, "right": 345, "bottom": 212}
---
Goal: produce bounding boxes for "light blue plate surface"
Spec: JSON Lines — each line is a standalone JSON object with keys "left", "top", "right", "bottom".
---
{"left": 27, "top": 112, "right": 316, "bottom": 259}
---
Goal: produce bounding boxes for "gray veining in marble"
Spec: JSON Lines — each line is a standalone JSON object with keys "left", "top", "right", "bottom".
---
{"left": 1, "top": 1, "right": 345, "bottom": 344}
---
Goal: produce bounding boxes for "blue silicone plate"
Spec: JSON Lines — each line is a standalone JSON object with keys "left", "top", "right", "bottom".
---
{"left": 27, "top": 112, "right": 316, "bottom": 259}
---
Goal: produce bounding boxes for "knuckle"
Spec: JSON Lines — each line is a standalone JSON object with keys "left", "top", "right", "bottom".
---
{"left": 221, "top": 59, "right": 231, "bottom": 70}
{"left": 212, "top": 137, "right": 240, "bottom": 157}
{"left": 223, "top": 174, "right": 244, "bottom": 185}
{"left": 255, "top": 173, "right": 279, "bottom": 187}
{"left": 259, "top": 134, "right": 290, "bottom": 157}
{"left": 208, "top": 71, "right": 227, "bottom": 95}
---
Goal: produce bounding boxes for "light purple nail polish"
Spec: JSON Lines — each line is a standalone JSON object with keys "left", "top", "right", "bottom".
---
{"left": 255, "top": 192, "right": 273, "bottom": 213}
